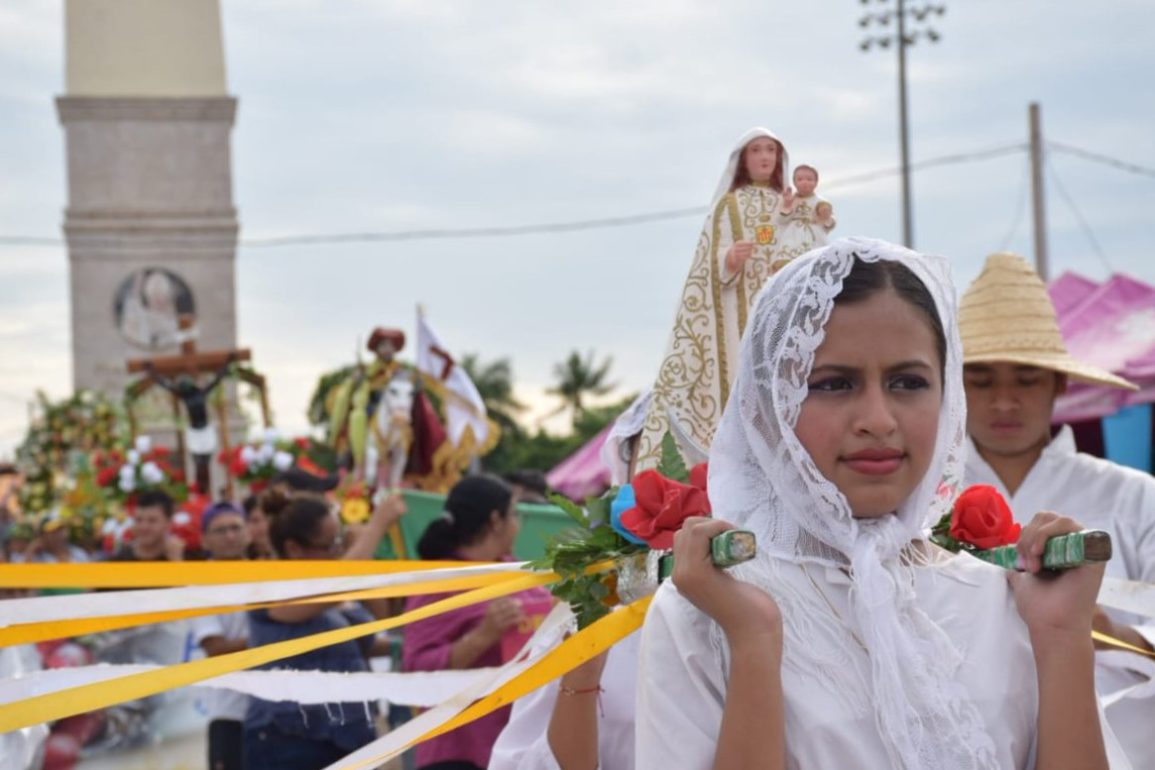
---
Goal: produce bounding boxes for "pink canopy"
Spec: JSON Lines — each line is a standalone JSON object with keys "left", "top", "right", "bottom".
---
{"left": 546, "top": 424, "right": 613, "bottom": 500}
{"left": 1051, "top": 271, "right": 1155, "bottom": 423}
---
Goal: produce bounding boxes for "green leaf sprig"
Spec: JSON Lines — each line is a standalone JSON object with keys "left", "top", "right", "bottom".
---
{"left": 528, "top": 431, "right": 689, "bottom": 628}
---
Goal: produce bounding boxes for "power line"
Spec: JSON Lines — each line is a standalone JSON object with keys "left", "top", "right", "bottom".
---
{"left": 998, "top": 153, "right": 1031, "bottom": 251}
{"left": 1049, "top": 142, "right": 1155, "bottom": 180}
{"left": 0, "top": 144, "right": 1027, "bottom": 249}
{"left": 242, "top": 207, "right": 709, "bottom": 247}
{"left": 0, "top": 140, "right": 1132, "bottom": 251}
{"left": 1047, "top": 155, "right": 1113, "bottom": 274}
{"left": 823, "top": 142, "right": 1025, "bottom": 191}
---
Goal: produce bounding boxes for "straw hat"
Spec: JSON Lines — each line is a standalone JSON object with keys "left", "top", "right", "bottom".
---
{"left": 958, "top": 252, "right": 1137, "bottom": 390}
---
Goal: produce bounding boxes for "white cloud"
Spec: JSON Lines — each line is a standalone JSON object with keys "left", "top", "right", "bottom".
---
{"left": 1, "top": 0, "right": 1154, "bottom": 460}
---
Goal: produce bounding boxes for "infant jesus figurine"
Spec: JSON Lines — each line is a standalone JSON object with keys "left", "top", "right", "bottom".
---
{"left": 775, "top": 165, "right": 836, "bottom": 268}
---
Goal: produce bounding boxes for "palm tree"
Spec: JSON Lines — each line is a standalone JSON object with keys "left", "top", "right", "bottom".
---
{"left": 546, "top": 350, "right": 617, "bottom": 428}
{"left": 460, "top": 354, "right": 526, "bottom": 434}
{"left": 306, "top": 364, "right": 358, "bottom": 427}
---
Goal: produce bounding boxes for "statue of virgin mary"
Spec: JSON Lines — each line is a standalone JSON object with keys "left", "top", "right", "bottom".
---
{"left": 635, "top": 128, "right": 791, "bottom": 469}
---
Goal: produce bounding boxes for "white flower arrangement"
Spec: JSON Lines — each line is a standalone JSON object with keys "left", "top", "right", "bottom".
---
{"left": 223, "top": 429, "right": 303, "bottom": 486}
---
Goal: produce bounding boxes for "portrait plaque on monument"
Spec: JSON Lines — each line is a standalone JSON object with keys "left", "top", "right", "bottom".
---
{"left": 112, "top": 267, "right": 197, "bottom": 351}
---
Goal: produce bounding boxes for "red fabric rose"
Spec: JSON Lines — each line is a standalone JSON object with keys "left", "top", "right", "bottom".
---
{"left": 949, "top": 484, "right": 1021, "bottom": 549}
{"left": 619, "top": 468, "right": 712, "bottom": 549}
{"left": 689, "top": 463, "right": 708, "bottom": 492}
{"left": 95, "top": 466, "right": 118, "bottom": 487}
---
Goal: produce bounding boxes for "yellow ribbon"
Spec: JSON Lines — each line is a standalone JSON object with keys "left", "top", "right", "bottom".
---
{"left": 0, "top": 559, "right": 486, "bottom": 588}
{"left": 340, "top": 595, "right": 652, "bottom": 770}
{"left": 0, "top": 568, "right": 528, "bottom": 647}
{"left": 0, "top": 571, "right": 554, "bottom": 733}
{"left": 1093, "top": 630, "right": 1155, "bottom": 658}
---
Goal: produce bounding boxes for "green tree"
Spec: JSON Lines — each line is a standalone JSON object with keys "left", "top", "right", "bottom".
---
{"left": 306, "top": 364, "right": 358, "bottom": 427}
{"left": 460, "top": 353, "right": 526, "bottom": 435}
{"left": 481, "top": 392, "right": 638, "bottom": 479}
{"left": 546, "top": 350, "right": 617, "bottom": 428}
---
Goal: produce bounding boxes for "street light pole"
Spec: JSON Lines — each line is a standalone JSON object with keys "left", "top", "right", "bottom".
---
{"left": 896, "top": 0, "right": 913, "bottom": 247}
{"left": 859, "top": 0, "right": 945, "bottom": 249}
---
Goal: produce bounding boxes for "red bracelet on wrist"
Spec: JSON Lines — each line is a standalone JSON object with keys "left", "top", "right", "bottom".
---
{"left": 559, "top": 684, "right": 604, "bottom": 697}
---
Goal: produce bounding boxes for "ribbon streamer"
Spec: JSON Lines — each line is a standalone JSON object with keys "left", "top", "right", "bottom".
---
{"left": 0, "top": 663, "right": 500, "bottom": 709}
{"left": 0, "top": 571, "right": 553, "bottom": 732}
{"left": 1097, "top": 650, "right": 1155, "bottom": 708}
{"left": 327, "top": 596, "right": 651, "bottom": 770}
{"left": 0, "top": 559, "right": 486, "bottom": 588}
{"left": 0, "top": 567, "right": 530, "bottom": 647}
{"left": 0, "top": 561, "right": 527, "bottom": 627}
{"left": 1099, "top": 575, "right": 1155, "bottom": 621}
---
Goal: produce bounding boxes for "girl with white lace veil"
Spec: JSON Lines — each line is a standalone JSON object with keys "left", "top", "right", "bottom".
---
{"left": 635, "top": 238, "right": 1117, "bottom": 770}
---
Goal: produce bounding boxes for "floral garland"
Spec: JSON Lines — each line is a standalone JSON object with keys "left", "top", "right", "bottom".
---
{"left": 217, "top": 429, "right": 304, "bottom": 492}
{"left": 93, "top": 436, "right": 188, "bottom": 504}
{"left": 529, "top": 433, "right": 711, "bottom": 628}
{"left": 16, "top": 390, "right": 123, "bottom": 516}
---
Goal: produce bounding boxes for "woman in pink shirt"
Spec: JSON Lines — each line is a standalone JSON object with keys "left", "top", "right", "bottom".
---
{"left": 403, "top": 475, "right": 553, "bottom": 770}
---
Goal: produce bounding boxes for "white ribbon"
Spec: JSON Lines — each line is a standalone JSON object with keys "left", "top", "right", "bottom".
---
{"left": 0, "top": 561, "right": 530, "bottom": 627}
{"left": 1098, "top": 650, "right": 1155, "bottom": 709}
{"left": 0, "top": 663, "right": 500, "bottom": 708}
{"left": 323, "top": 602, "right": 575, "bottom": 770}
{"left": 1099, "top": 576, "right": 1155, "bottom": 621}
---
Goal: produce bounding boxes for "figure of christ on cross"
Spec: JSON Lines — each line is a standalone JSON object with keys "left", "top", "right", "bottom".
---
{"left": 126, "top": 316, "right": 267, "bottom": 495}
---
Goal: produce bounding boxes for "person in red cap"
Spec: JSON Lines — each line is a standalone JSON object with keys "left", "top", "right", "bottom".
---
{"left": 367, "top": 327, "right": 405, "bottom": 363}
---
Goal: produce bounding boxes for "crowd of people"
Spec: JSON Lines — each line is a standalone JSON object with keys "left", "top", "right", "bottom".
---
{"left": 0, "top": 467, "right": 559, "bottom": 770}
{"left": 3, "top": 128, "right": 1154, "bottom": 770}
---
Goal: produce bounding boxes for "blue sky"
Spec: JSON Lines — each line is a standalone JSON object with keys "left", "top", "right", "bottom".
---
{"left": 1, "top": 0, "right": 1153, "bottom": 455}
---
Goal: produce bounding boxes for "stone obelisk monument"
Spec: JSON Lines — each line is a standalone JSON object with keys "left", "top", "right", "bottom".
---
{"left": 58, "top": 0, "right": 239, "bottom": 398}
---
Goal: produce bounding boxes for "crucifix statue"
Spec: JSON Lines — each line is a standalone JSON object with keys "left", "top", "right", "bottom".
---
{"left": 126, "top": 315, "right": 269, "bottom": 495}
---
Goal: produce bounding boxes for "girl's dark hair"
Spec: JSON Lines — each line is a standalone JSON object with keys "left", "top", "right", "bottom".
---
{"left": 417, "top": 475, "right": 514, "bottom": 559}
{"left": 730, "top": 138, "right": 786, "bottom": 193}
{"left": 836, "top": 258, "right": 947, "bottom": 369}
{"left": 264, "top": 491, "right": 330, "bottom": 557}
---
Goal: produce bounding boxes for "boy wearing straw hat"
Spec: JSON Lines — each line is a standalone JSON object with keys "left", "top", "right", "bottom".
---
{"left": 960, "top": 251, "right": 1155, "bottom": 766}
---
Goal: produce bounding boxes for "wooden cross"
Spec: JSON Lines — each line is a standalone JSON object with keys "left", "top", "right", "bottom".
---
{"left": 125, "top": 314, "right": 268, "bottom": 496}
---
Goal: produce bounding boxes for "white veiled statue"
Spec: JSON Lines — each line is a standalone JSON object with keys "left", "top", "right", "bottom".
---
{"left": 636, "top": 128, "right": 792, "bottom": 470}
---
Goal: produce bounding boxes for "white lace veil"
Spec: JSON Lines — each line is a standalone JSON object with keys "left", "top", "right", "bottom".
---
{"left": 711, "top": 127, "right": 791, "bottom": 202}
{"left": 709, "top": 237, "right": 998, "bottom": 769}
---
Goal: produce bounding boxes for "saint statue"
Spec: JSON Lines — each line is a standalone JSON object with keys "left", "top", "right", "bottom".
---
{"left": 635, "top": 128, "right": 793, "bottom": 469}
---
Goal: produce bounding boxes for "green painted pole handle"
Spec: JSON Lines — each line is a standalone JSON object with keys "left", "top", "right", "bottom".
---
{"left": 971, "top": 529, "right": 1112, "bottom": 571}
{"left": 658, "top": 529, "right": 757, "bottom": 581}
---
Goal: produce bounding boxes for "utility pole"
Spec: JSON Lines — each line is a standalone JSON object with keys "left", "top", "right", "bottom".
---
{"left": 896, "top": 0, "right": 912, "bottom": 248}
{"left": 1028, "top": 102, "right": 1050, "bottom": 281}
{"left": 859, "top": 0, "right": 946, "bottom": 248}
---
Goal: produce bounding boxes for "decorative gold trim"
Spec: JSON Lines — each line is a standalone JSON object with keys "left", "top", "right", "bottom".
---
{"left": 728, "top": 194, "right": 750, "bottom": 346}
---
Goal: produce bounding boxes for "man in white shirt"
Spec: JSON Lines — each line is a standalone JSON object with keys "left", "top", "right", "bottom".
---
{"left": 960, "top": 252, "right": 1155, "bottom": 766}
{"left": 191, "top": 501, "right": 252, "bottom": 770}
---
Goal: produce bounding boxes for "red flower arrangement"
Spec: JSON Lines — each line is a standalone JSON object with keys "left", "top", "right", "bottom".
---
{"left": 530, "top": 433, "right": 713, "bottom": 628}
{"left": 931, "top": 484, "right": 1021, "bottom": 552}
{"left": 93, "top": 438, "right": 187, "bottom": 506}
{"left": 617, "top": 464, "right": 711, "bottom": 549}
{"left": 216, "top": 429, "right": 301, "bottom": 492}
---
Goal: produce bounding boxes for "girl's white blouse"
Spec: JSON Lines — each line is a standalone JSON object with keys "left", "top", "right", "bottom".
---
{"left": 636, "top": 552, "right": 1129, "bottom": 769}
